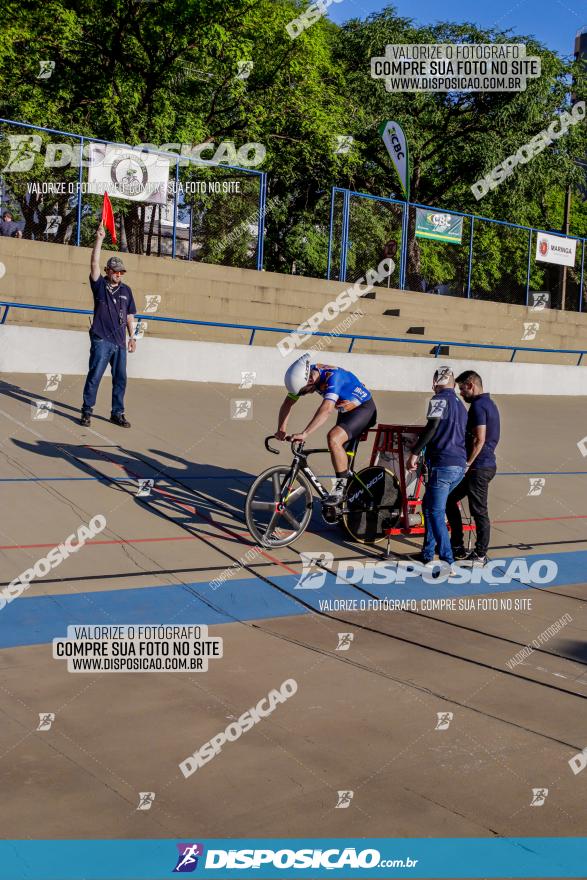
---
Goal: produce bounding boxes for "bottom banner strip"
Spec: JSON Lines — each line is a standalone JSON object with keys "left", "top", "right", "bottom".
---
{"left": 1, "top": 837, "right": 587, "bottom": 879}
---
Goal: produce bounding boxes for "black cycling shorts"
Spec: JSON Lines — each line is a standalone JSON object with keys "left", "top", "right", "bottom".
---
{"left": 336, "top": 398, "right": 377, "bottom": 447}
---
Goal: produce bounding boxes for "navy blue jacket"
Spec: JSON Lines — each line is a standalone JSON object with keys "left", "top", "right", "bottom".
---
{"left": 425, "top": 388, "right": 467, "bottom": 468}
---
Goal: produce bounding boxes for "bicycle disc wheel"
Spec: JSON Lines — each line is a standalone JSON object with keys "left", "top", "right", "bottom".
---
{"left": 342, "top": 466, "right": 402, "bottom": 544}
{"left": 245, "top": 466, "right": 314, "bottom": 548}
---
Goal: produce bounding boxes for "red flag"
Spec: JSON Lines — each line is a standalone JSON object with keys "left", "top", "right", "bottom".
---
{"left": 101, "top": 193, "right": 117, "bottom": 244}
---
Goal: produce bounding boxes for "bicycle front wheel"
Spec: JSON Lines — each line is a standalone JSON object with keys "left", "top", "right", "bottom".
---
{"left": 342, "top": 466, "right": 402, "bottom": 544}
{"left": 245, "top": 466, "right": 314, "bottom": 548}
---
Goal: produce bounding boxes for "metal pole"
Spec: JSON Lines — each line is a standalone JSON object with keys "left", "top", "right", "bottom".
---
{"left": 400, "top": 202, "right": 409, "bottom": 290}
{"left": 256, "top": 172, "right": 267, "bottom": 271}
{"left": 560, "top": 184, "right": 572, "bottom": 310}
{"left": 580, "top": 239, "right": 585, "bottom": 312}
{"left": 75, "top": 137, "right": 84, "bottom": 246}
{"left": 326, "top": 187, "right": 336, "bottom": 280}
{"left": 340, "top": 190, "right": 350, "bottom": 282}
{"left": 466, "top": 216, "right": 474, "bottom": 298}
{"left": 171, "top": 159, "right": 179, "bottom": 259}
{"left": 525, "top": 229, "right": 532, "bottom": 307}
{"left": 188, "top": 205, "right": 193, "bottom": 261}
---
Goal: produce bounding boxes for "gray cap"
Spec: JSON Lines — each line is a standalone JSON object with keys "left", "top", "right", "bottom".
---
{"left": 106, "top": 256, "right": 126, "bottom": 272}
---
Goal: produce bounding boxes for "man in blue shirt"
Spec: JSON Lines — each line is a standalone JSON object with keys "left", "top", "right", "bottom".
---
{"left": 276, "top": 354, "right": 376, "bottom": 503}
{"left": 446, "top": 370, "right": 501, "bottom": 566}
{"left": 80, "top": 223, "right": 137, "bottom": 428}
{"left": 407, "top": 366, "right": 467, "bottom": 567}
{"left": 0, "top": 211, "right": 23, "bottom": 238}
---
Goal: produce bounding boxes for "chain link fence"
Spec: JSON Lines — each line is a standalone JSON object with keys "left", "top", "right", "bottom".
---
{"left": 328, "top": 187, "right": 586, "bottom": 313}
{"left": 0, "top": 119, "right": 266, "bottom": 269}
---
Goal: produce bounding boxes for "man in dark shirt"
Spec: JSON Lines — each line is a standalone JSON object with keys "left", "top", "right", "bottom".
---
{"left": 0, "top": 211, "right": 23, "bottom": 238}
{"left": 446, "top": 370, "right": 501, "bottom": 566}
{"left": 407, "top": 366, "right": 467, "bottom": 568}
{"left": 80, "top": 223, "right": 137, "bottom": 428}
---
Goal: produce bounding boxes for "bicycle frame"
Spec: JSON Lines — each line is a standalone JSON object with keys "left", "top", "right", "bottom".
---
{"left": 268, "top": 439, "right": 371, "bottom": 508}
{"left": 251, "top": 437, "right": 400, "bottom": 546}
{"left": 280, "top": 447, "right": 336, "bottom": 501}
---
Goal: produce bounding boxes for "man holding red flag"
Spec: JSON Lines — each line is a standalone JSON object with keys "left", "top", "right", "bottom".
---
{"left": 80, "top": 218, "right": 137, "bottom": 428}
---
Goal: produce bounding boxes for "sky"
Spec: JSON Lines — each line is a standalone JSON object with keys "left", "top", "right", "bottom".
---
{"left": 327, "top": 0, "right": 586, "bottom": 59}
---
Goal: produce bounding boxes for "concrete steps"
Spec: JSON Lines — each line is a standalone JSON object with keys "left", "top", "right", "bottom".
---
{"left": 4, "top": 280, "right": 582, "bottom": 355}
{"left": 2, "top": 236, "right": 587, "bottom": 367}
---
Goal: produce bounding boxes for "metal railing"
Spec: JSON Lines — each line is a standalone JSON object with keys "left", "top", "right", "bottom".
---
{"left": 328, "top": 187, "right": 587, "bottom": 312}
{"left": 2, "top": 300, "right": 586, "bottom": 365}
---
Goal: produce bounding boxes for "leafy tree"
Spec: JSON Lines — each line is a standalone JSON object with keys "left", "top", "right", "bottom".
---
{"left": 0, "top": 0, "right": 586, "bottom": 307}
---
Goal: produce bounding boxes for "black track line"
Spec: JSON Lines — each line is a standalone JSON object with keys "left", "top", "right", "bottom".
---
{"left": 87, "top": 443, "right": 587, "bottom": 707}
{"left": 312, "top": 560, "right": 587, "bottom": 670}
{"left": 12, "top": 439, "right": 587, "bottom": 752}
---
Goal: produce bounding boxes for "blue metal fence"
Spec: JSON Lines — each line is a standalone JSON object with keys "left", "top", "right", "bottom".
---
{"left": 327, "top": 187, "right": 587, "bottom": 312}
{"left": 0, "top": 118, "right": 584, "bottom": 309}
{"left": 2, "top": 300, "right": 586, "bottom": 364}
{"left": 0, "top": 118, "right": 267, "bottom": 270}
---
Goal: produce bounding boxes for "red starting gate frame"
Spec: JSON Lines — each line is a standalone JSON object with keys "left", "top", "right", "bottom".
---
{"left": 364, "top": 423, "right": 476, "bottom": 539}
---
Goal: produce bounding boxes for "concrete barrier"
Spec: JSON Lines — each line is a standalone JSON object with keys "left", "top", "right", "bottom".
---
{"left": 1, "top": 324, "right": 586, "bottom": 395}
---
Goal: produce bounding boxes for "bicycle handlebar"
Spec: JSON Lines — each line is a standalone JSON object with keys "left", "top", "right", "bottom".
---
{"left": 264, "top": 436, "right": 280, "bottom": 454}
{"left": 264, "top": 435, "right": 308, "bottom": 455}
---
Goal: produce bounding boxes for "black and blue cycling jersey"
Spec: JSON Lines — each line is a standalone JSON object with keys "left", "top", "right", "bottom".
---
{"left": 310, "top": 364, "right": 372, "bottom": 412}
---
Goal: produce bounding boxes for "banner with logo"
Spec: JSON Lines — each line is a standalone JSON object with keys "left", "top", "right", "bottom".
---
{"left": 378, "top": 120, "right": 410, "bottom": 200}
{"left": 87, "top": 144, "right": 169, "bottom": 205}
{"left": 415, "top": 208, "right": 463, "bottom": 244}
{"left": 535, "top": 232, "right": 577, "bottom": 267}
{"left": 1, "top": 837, "right": 587, "bottom": 877}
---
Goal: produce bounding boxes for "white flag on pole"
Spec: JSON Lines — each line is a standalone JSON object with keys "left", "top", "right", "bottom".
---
{"left": 379, "top": 120, "right": 410, "bottom": 200}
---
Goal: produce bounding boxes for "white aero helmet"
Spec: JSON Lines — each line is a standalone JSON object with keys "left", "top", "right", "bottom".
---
{"left": 284, "top": 353, "right": 312, "bottom": 395}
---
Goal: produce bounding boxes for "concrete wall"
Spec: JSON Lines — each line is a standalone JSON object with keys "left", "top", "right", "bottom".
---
{"left": 1, "top": 236, "right": 587, "bottom": 364}
{"left": 2, "top": 325, "right": 586, "bottom": 396}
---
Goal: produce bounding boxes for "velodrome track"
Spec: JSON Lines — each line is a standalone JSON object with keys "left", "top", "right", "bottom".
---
{"left": 1, "top": 373, "right": 587, "bottom": 843}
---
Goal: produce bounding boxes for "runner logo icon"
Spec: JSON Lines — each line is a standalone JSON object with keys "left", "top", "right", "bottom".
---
{"left": 36, "top": 712, "right": 55, "bottom": 731}
{"left": 530, "top": 788, "right": 548, "bottom": 806}
{"left": 435, "top": 712, "right": 453, "bottom": 730}
{"left": 173, "top": 843, "right": 204, "bottom": 872}
{"left": 427, "top": 398, "right": 447, "bottom": 419}
{"left": 295, "top": 552, "right": 334, "bottom": 589}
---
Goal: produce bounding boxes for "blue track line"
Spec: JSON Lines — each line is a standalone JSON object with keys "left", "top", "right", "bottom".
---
{"left": 1, "top": 550, "right": 586, "bottom": 650}
{"left": 2, "top": 471, "right": 587, "bottom": 484}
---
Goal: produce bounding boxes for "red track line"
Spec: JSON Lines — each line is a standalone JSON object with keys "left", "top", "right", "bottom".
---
{"left": 0, "top": 535, "right": 199, "bottom": 551}
{"left": 494, "top": 514, "right": 587, "bottom": 524}
{"left": 82, "top": 445, "right": 300, "bottom": 577}
{"left": 4, "top": 510, "right": 587, "bottom": 552}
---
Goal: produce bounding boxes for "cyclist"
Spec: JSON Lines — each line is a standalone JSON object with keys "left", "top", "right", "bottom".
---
{"left": 275, "top": 354, "right": 377, "bottom": 504}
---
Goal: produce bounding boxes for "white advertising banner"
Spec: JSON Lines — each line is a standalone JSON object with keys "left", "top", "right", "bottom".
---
{"left": 87, "top": 144, "right": 169, "bottom": 205}
{"left": 378, "top": 120, "right": 410, "bottom": 199}
{"left": 535, "top": 232, "right": 577, "bottom": 267}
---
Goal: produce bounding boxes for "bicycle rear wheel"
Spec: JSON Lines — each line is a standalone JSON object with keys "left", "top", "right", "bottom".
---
{"left": 245, "top": 466, "right": 314, "bottom": 548}
{"left": 342, "top": 466, "right": 402, "bottom": 544}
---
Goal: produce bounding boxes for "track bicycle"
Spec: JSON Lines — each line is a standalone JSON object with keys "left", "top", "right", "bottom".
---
{"left": 244, "top": 435, "right": 403, "bottom": 548}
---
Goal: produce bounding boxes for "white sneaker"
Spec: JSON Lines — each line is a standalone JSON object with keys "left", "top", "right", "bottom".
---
{"left": 324, "top": 477, "right": 348, "bottom": 506}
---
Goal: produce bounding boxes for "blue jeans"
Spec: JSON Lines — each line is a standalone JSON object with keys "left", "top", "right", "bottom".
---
{"left": 422, "top": 465, "right": 466, "bottom": 564}
{"left": 82, "top": 332, "right": 127, "bottom": 416}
